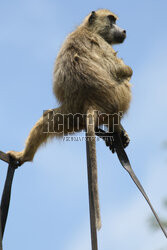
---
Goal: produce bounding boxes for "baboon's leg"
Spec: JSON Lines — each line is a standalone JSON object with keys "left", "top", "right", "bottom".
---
{"left": 86, "top": 107, "right": 101, "bottom": 231}
{"left": 7, "top": 106, "right": 71, "bottom": 165}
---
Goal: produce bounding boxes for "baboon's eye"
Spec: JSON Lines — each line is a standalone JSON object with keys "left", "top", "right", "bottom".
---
{"left": 108, "top": 15, "right": 116, "bottom": 24}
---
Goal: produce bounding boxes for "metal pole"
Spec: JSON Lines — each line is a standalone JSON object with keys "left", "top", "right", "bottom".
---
{"left": 86, "top": 133, "right": 98, "bottom": 250}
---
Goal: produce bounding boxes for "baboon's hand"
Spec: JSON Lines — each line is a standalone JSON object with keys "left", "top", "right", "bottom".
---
{"left": 95, "top": 127, "right": 130, "bottom": 153}
{"left": 106, "top": 130, "right": 130, "bottom": 152}
{"left": 105, "top": 136, "right": 116, "bottom": 153}
{"left": 120, "top": 130, "right": 130, "bottom": 148}
{"left": 7, "top": 151, "right": 26, "bottom": 166}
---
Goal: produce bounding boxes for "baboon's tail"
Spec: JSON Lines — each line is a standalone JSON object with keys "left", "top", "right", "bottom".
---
{"left": 86, "top": 107, "right": 101, "bottom": 230}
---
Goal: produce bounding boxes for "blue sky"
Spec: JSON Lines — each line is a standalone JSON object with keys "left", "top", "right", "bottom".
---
{"left": 0, "top": 1, "right": 167, "bottom": 249}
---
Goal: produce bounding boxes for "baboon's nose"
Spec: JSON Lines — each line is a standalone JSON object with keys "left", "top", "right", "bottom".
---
{"left": 123, "top": 30, "right": 126, "bottom": 34}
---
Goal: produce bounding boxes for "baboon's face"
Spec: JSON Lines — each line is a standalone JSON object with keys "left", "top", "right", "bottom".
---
{"left": 99, "top": 15, "right": 126, "bottom": 45}
{"left": 88, "top": 11, "right": 126, "bottom": 45}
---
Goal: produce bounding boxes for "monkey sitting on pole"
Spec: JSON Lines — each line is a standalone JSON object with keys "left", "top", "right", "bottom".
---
{"left": 7, "top": 9, "right": 131, "bottom": 230}
{"left": 8, "top": 9, "right": 166, "bottom": 239}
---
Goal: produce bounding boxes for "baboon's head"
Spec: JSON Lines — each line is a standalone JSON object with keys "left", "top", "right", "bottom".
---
{"left": 85, "top": 9, "right": 126, "bottom": 45}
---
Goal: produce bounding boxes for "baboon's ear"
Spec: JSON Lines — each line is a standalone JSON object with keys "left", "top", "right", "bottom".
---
{"left": 88, "top": 11, "right": 96, "bottom": 25}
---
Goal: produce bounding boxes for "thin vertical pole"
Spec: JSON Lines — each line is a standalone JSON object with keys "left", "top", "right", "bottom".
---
{"left": 86, "top": 133, "right": 98, "bottom": 250}
{"left": 0, "top": 208, "right": 2, "bottom": 250}
{"left": 1, "top": 164, "right": 15, "bottom": 237}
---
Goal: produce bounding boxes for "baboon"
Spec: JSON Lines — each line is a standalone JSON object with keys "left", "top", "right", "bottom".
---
{"left": 7, "top": 9, "right": 132, "bottom": 230}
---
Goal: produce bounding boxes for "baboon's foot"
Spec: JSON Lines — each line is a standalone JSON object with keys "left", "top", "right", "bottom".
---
{"left": 6, "top": 151, "right": 29, "bottom": 166}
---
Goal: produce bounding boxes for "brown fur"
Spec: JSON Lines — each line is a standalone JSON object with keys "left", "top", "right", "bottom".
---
{"left": 7, "top": 9, "right": 133, "bottom": 230}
